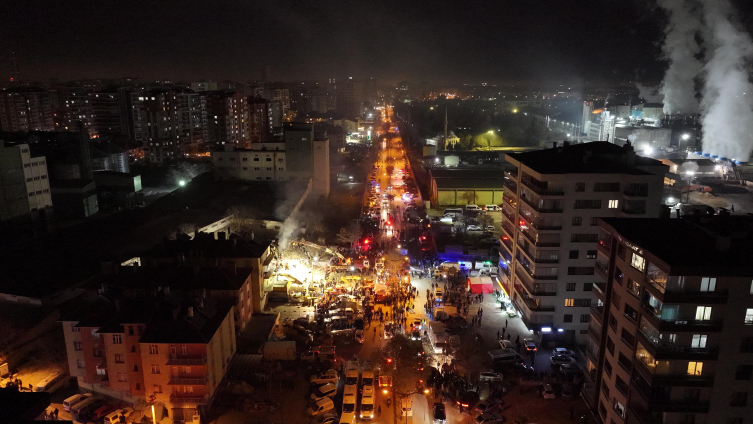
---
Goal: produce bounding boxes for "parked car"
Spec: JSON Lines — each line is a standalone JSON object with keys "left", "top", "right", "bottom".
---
{"left": 523, "top": 338, "right": 538, "bottom": 352}
{"left": 456, "top": 391, "right": 480, "bottom": 412}
{"left": 498, "top": 340, "right": 514, "bottom": 349}
{"left": 310, "top": 370, "right": 339, "bottom": 386}
{"left": 466, "top": 225, "right": 483, "bottom": 231}
{"left": 355, "top": 330, "right": 365, "bottom": 344}
{"left": 478, "top": 371, "right": 503, "bottom": 382}
{"left": 317, "top": 414, "right": 339, "bottom": 424}
{"left": 542, "top": 384, "right": 556, "bottom": 399}
{"left": 550, "top": 355, "right": 576, "bottom": 366}
{"left": 310, "top": 383, "right": 338, "bottom": 401}
{"left": 560, "top": 363, "right": 582, "bottom": 376}
{"left": 473, "top": 399, "right": 502, "bottom": 416}
{"left": 484, "top": 205, "right": 501, "bottom": 211}
{"left": 432, "top": 403, "right": 447, "bottom": 424}
{"left": 308, "top": 398, "right": 336, "bottom": 416}
{"left": 553, "top": 347, "right": 575, "bottom": 357}
{"left": 475, "top": 413, "right": 503, "bottom": 424}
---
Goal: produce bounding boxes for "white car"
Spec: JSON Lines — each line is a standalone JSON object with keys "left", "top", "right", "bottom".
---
{"left": 553, "top": 347, "right": 575, "bottom": 357}
{"left": 310, "top": 383, "right": 338, "bottom": 401}
{"left": 550, "top": 355, "right": 576, "bottom": 366}
{"left": 355, "top": 330, "right": 365, "bottom": 344}
{"left": 466, "top": 225, "right": 482, "bottom": 231}
{"left": 498, "top": 340, "right": 514, "bottom": 349}
{"left": 478, "top": 371, "right": 503, "bottom": 383}
{"left": 310, "top": 369, "right": 339, "bottom": 385}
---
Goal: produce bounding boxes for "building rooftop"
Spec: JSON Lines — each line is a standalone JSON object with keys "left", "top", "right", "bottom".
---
{"left": 434, "top": 179, "right": 503, "bottom": 189}
{"left": 142, "top": 233, "right": 270, "bottom": 260}
{"left": 85, "top": 265, "right": 253, "bottom": 293}
{"left": 139, "top": 298, "right": 234, "bottom": 344}
{"left": 600, "top": 216, "right": 753, "bottom": 275}
{"left": 431, "top": 169, "right": 504, "bottom": 180}
{"left": 506, "top": 141, "right": 664, "bottom": 175}
{"left": 0, "top": 173, "right": 305, "bottom": 299}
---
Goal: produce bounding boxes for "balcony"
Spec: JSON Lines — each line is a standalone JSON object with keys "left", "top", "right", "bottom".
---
{"left": 590, "top": 304, "right": 604, "bottom": 322}
{"left": 501, "top": 206, "right": 516, "bottom": 224}
{"left": 505, "top": 169, "right": 518, "bottom": 181}
{"left": 517, "top": 242, "right": 559, "bottom": 264}
{"left": 630, "top": 382, "right": 710, "bottom": 413}
{"left": 168, "top": 376, "right": 208, "bottom": 386}
{"left": 502, "top": 193, "right": 518, "bottom": 208}
{"left": 515, "top": 271, "right": 557, "bottom": 297}
{"left": 501, "top": 222, "right": 515, "bottom": 240}
{"left": 519, "top": 195, "right": 563, "bottom": 213}
{"left": 166, "top": 354, "right": 207, "bottom": 366}
{"left": 592, "top": 282, "right": 606, "bottom": 301}
{"left": 170, "top": 393, "right": 208, "bottom": 405}
{"left": 585, "top": 345, "right": 599, "bottom": 363}
{"left": 499, "top": 237, "right": 514, "bottom": 257}
{"left": 519, "top": 226, "right": 560, "bottom": 248}
{"left": 636, "top": 331, "right": 719, "bottom": 361}
{"left": 520, "top": 177, "right": 564, "bottom": 196}
{"left": 588, "top": 324, "right": 602, "bottom": 342}
{"left": 632, "top": 357, "right": 715, "bottom": 387}
{"left": 594, "top": 261, "right": 609, "bottom": 279}
{"left": 516, "top": 292, "right": 556, "bottom": 312}
{"left": 639, "top": 303, "right": 724, "bottom": 333}
{"left": 503, "top": 179, "right": 518, "bottom": 193}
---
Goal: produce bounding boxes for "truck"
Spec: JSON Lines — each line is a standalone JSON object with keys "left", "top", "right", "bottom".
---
{"left": 262, "top": 341, "right": 296, "bottom": 361}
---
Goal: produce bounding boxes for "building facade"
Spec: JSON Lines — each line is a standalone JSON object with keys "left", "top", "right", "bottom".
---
{"left": 0, "top": 142, "right": 52, "bottom": 221}
{"left": 588, "top": 217, "right": 753, "bottom": 424}
{"left": 0, "top": 88, "right": 55, "bottom": 132}
{"left": 206, "top": 91, "right": 249, "bottom": 149}
{"left": 499, "top": 142, "right": 667, "bottom": 344}
{"left": 61, "top": 297, "right": 236, "bottom": 424}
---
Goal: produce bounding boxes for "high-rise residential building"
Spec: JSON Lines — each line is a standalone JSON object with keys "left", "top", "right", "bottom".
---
{"left": 284, "top": 122, "right": 314, "bottom": 178}
{"left": 247, "top": 97, "right": 273, "bottom": 143}
{"left": 89, "top": 90, "right": 130, "bottom": 138}
{"left": 588, "top": 216, "right": 753, "bottom": 424}
{"left": 133, "top": 90, "right": 208, "bottom": 162}
{"left": 499, "top": 142, "right": 667, "bottom": 344}
{"left": 0, "top": 87, "right": 55, "bottom": 132}
{"left": 272, "top": 88, "right": 290, "bottom": 113}
{"left": 190, "top": 81, "right": 218, "bottom": 92}
{"left": 336, "top": 79, "right": 364, "bottom": 119}
{"left": 60, "top": 296, "right": 236, "bottom": 423}
{"left": 0, "top": 142, "right": 52, "bottom": 221}
{"left": 206, "top": 91, "right": 249, "bottom": 149}
{"left": 55, "top": 86, "right": 96, "bottom": 136}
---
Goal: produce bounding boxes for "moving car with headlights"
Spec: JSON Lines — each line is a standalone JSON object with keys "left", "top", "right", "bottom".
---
{"left": 550, "top": 355, "right": 576, "bottom": 366}
{"left": 522, "top": 338, "right": 537, "bottom": 352}
{"left": 478, "top": 371, "right": 503, "bottom": 382}
{"left": 359, "top": 394, "right": 375, "bottom": 420}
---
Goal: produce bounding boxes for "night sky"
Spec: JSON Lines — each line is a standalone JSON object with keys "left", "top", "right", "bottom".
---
{"left": 2, "top": 0, "right": 751, "bottom": 84}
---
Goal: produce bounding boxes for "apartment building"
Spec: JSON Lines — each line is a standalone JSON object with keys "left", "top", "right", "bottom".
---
{"left": 206, "top": 91, "right": 249, "bottom": 149}
{"left": 60, "top": 296, "right": 236, "bottom": 423}
{"left": 499, "top": 142, "right": 667, "bottom": 344}
{"left": 0, "top": 142, "right": 52, "bottom": 221}
{"left": 588, "top": 217, "right": 753, "bottom": 424}
{"left": 0, "top": 87, "right": 55, "bottom": 132}
{"left": 247, "top": 97, "right": 273, "bottom": 143}
{"left": 54, "top": 86, "right": 96, "bottom": 136}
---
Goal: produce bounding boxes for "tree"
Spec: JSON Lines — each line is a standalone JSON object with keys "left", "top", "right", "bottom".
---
{"left": 459, "top": 191, "right": 478, "bottom": 205}
{"left": 477, "top": 213, "right": 494, "bottom": 229}
{"left": 336, "top": 222, "right": 361, "bottom": 248}
{"left": 227, "top": 205, "right": 260, "bottom": 240}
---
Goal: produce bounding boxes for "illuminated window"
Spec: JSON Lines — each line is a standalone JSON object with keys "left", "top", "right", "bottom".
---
{"left": 630, "top": 253, "right": 646, "bottom": 272}
{"left": 700, "top": 277, "right": 716, "bottom": 292}
{"left": 608, "top": 200, "right": 619, "bottom": 208}
{"left": 691, "top": 335, "right": 707, "bottom": 348}
{"left": 745, "top": 309, "right": 753, "bottom": 325}
{"left": 695, "top": 306, "right": 712, "bottom": 321}
{"left": 565, "top": 299, "right": 574, "bottom": 307}
{"left": 687, "top": 361, "right": 703, "bottom": 375}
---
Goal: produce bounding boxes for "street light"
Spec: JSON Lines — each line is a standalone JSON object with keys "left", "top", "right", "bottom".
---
{"left": 682, "top": 133, "right": 690, "bottom": 140}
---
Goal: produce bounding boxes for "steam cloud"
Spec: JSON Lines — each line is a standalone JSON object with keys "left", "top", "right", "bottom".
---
{"left": 655, "top": 0, "right": 753, "bottom": 161}
{"left": 657, "top": 0, "right": 703, "bottom": 114}
{"left": 698, "top": 0, "right": 753, "bottom": 161}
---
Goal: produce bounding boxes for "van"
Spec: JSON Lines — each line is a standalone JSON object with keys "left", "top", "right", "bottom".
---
{"left": 401, "top": 397, "right": 413, "bottom": 416}
{"left": 488, "top": 348, "right": 523, "bottom": 366}
{"left": 72, "top": 397, "right": 104, "bottom": 422}
{"left": 344, "top": 368, "right": 359, "bottom": 388}
{"left": 342, "top": 394, "right": 357, "bottom": 414}
{"left": 484, "top": 205, "right": 501, "bottom": 211}
{"left": 63, "top": 393, "right": 91, "bottom": 412}
{"left": 361, "top": 370, "right": 375, "bottom": 389}
{"left": 104, "top": 407, "right": 134, "bottom": 424}
{"left": 302, "top": 345, "right": 336, "bottom": 363}
{"left": 359, "top": 394, "right": 375, "bottom": 420}
{"left": 308, "top": 398, "right": 336, "bottom": 416}
{"left": 465, "top": 204, "right": 481, "bottom": 211}
{"left": 442, "top": 208, "right": 463, "bottom": 217}
{"left": 340, "top": 411, "right": 357, "bottom": 424}
{"left": 34, "top": 370, "right": 67, "bottom": 393}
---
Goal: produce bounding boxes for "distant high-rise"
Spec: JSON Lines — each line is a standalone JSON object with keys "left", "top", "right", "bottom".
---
{"left": 272, "top": 88, "right": 290, "bottom": 114}
{"left": 0, "top": 87, "right": 55, "bottom": 132}
{"left": 89, "top": 90, "right": 130, "bottom": 138}
{"left": 206, "top": 91, "right": 249, "bottom": 149}
{"left": 55, "top": 86, "right": 95, "bottom": 137}
{"left": 336, "top": 79, "right": 364, "bottom": 119}
{"left": 247, "top": 97, "right": 273, "bottom": 143}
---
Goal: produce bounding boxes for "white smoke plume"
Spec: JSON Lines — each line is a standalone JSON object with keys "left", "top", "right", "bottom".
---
{"left": 657, "top": 0, "right": 704, "bottom": 114}
{"left": 698, "top": 0, "right": 753, "bottom": 161}
{"left": 636, "top": 83, "right": 663, "bottom": 103}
